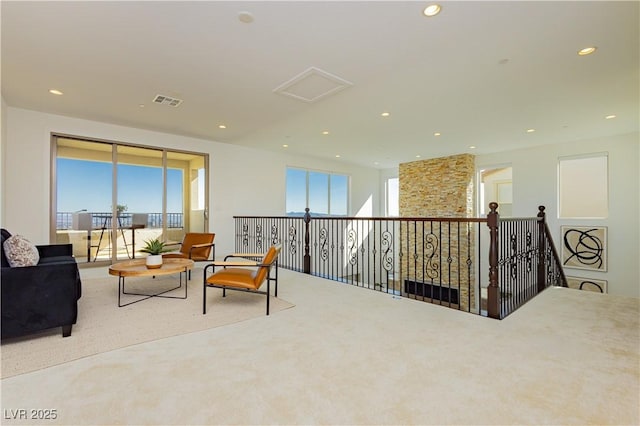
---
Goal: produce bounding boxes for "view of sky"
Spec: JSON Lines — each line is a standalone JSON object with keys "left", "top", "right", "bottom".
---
{"left": 57, "top": 158, "right": 183, "bottom": 213}
{"left": 58, "top": 161, "right": 348, "bottom": 217}
{"left": 286, "top": 168, "right": 348, "bottom": 216}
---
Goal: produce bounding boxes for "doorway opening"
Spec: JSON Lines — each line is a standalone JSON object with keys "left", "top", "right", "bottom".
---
{"left": 478, "top": 166, "right": 512, "bottom": 217}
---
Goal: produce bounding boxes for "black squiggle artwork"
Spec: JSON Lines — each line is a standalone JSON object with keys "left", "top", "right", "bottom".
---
{"left": 566, "top": 276, "right": 608, "bottom": 293}
{"left": 563, "top": 227, "right": 604, "bottom": 269}
{"left": 579, "top": 280, "right": 604, "bottom": 293}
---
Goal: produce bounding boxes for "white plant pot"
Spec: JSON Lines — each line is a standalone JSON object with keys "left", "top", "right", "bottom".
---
{"left": 146, "top": 254, "right": 163, "bottom": 269}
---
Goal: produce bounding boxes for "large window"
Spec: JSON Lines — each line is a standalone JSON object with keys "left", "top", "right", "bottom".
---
{"left": 286, "top": 167, "right": 349, "bottom": 216}
{"left": 558, "top": 153, "right": 608, "bottom": 218}
{"left": 52, "top": 136, "right": 208, "bottom": 263}
{"left": 385, "top": 177, "right": 399, "bottom": 216}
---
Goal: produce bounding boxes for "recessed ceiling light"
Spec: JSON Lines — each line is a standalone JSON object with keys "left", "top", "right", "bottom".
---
{"left": 526, "top": 128, "right": 536, "bottom": 133}
{"left": 423, "top": 4, "right": 442, "bottom": 17}
{"left": 335, "top": 154, "right": 341, "bottom": 158}
{"left": 381, "top": 112, "right": 390, "bottom": 117}
{"left": 139, "top": 104, "right": 145, "bottom": 108}
{"left": 322, "top": 131, "right": 330, "bottom": 135}
{"left": 238, "top": 11, "right": 254, "bottom": 23}
{"left": 416, "top": 155, "right": 421, "bottom": 158}
{"left": 605, "top": 115, "right": 616, "bottom": 119}
{"left": 49, "top": 89, "right": 63, "bottom": 95}
{"left": 374, "top": 161, "right": 379, "bottom": 165}
{"left": 282, "top": 144, "right": 289, "bottom": 148}
{"left": 434, "top": 132, "right": 441, "bottom": 136}
{"left": 578, "top": 46, "right": 597, "bottom": 56}
{"left": 218, "top": 125, "right": 227, "bottom": 129}
{"left": 469, "top": 145, "right": 476, "bottom": 149}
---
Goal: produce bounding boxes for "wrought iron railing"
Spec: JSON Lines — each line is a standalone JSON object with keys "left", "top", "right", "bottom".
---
{"left": 486, "top": 203, "right": 567, "bottom": 318}
{"left": 235, "top": 216, "right": 306, "bottom": 272}
{"left": 234, "top": 203, "right": 566, "bottom": 319}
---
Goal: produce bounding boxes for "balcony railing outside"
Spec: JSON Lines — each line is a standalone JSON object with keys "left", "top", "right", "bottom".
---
{"left": 234, "top": 203, "right": 566, "bottom": 319}
{"left": 56, "top": 212, "right": 184, "bottom": 230}
{"left": 56, "top": 212, "right": 185, "bottom": 262}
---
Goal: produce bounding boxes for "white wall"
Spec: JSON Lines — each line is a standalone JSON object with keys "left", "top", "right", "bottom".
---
{"left": 0, "top": 96, "right": 6, "bottom": 226}
{"left": 476, "top": 132, "right": 639, "bottom": 297}
{"left": 2, "top": 107, "right": 381, "bottom": 255}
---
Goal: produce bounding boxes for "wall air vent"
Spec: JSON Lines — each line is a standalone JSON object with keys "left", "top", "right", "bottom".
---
{"left": 152, "top": 94, "right": 183, "bottom": 107}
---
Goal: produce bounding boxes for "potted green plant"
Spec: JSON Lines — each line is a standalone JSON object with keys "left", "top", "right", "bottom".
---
{"left": 116, "top": 204, "right": 128, "bottom": 216}
{"left": 140, "top": 238, "right": 171, "bottom": 269}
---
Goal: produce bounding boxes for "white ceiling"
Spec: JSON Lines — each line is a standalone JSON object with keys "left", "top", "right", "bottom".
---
{"left": 2, "top": 1, "right": 638, "bottom": 169}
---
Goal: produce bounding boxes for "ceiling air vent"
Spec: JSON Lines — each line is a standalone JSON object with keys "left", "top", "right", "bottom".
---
{"left": 152, "top": 94, "right": 183, "bottom": 107}
{"left": 273, "top": 67, "right": 353, "bottom": 103}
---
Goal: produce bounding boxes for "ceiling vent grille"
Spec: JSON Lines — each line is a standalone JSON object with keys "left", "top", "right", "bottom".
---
{"left": 273, "top": 67, "right": 353, "bottom": 103}
{"left": 152, "top": 94, "right": 183, "bottom": 107}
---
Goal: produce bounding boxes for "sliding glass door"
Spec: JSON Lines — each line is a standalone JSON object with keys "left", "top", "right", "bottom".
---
{"left": 52, "top": 135, "right": 208, "bottom": 264}
{"left": 115, "top": 145, "right": 164, "bottom": 261}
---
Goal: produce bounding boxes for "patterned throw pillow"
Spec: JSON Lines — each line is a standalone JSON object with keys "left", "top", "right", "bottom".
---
{"left": 3, "top": 235, "right": 40, "bottom": 267}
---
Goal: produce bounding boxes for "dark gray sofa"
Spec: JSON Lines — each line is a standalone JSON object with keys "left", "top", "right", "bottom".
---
{"left": 1, "top": 228, "right": 82, "bottom": 339}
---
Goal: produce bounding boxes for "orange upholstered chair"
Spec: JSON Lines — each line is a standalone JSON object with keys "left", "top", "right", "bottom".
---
{"left": 163, "top": 233, "right": 215, "bottom": 278}
{"left": 203, "top": 244, "right": 281, "bottom": 315}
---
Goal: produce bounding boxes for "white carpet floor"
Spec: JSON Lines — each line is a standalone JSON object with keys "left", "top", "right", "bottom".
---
{"left": 1, "top": 266, "right": 638, "bottom": 425}
{"left": 1, "top": 268, "right": 293, "bottom": 379}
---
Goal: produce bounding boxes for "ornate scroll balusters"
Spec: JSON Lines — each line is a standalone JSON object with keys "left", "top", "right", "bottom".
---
{"left": 242, "top": 222, "right": 249, "bottom": 248}
{"left": 424, "top": 232, "right": 440, "bottom": 280}
{"left": 525, "top": 230, "right": 533, "bottom": 273}
{"left": 319, "top": 227, "right": 329, "bottom": 261}
{"left": 303, "top": 208, "right": 311, "bottom": 274}
{"left": 510, "top": 233, "right": 518, "bottom": 279}
{"left": 381, "top": 230, "right": 393, "bottom": 272}
{"left": 232, "top": 203, "right": 562, "bottom": 320}
{"left": 288, "top": 225, "right": 297, "bottom": 255}
{"left": 271, "top": 224, "right": 279, "bottom": 245}
{"left": 256, "top": 223, "right": 263, "bottom": 252}
{"left": 538, "top": 205, "right": 566, "bottom": 289}
{"left": 347, "top": 229, "right": 358, "bottom": 266}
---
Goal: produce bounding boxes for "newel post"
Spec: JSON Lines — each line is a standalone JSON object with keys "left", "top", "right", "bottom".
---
{"left": 537, "top": 206, "right": 547, "bottom": 292}
{"left": 303, "top": 208, "right": 311, "bottom": 274}
{"left": 487, "top": 202, "right": 500, "bottom": 319}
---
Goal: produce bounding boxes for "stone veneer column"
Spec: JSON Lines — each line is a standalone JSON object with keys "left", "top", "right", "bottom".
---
{"left": 398, "top": 154, "right": 476, "bottom": 311}
{"left": 399, "top": 154, "right": 475, "bottom": 217}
